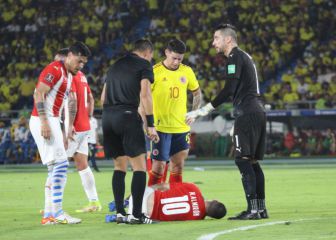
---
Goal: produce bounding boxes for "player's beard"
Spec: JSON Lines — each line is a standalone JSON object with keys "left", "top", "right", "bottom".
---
{"left": 70, "top": 69, "right": 79, "bottom": 75}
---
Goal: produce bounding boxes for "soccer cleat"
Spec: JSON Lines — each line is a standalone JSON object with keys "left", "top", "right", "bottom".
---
{"left": 76, "top": 201, "right": 102, "bottom": 213}
{"left": 259, "top": 209, "right": 269, "bottom": 219}
{"left": 228, "top": 211, "right": 261, "bottom": 220}
{"left": 105, "top": 214, "right": 117, "bottom": 223}
{"left": 41, "top": 217, "right": 55, "bottom": 225}
{"left": 109, "top": 200, "right": 129, "bottom": 212}
{"left": 127, "top": 214, "right": 159, "bottom": 224}
{"left": 54, "top": 212, "right": 82, "bottom": 224}
{"left": 116, "top": 213, "right": 128, "bottom": 224}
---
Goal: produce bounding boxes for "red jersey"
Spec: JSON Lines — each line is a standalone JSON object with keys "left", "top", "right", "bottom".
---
{"left": 72, "top": 71, "right": 91, "bottom": 132}
{"left": 32, "top": 61, "right": 73, "bottom": 117}
{"left": 151, "top": 183, "right": 206, "bottom": 221}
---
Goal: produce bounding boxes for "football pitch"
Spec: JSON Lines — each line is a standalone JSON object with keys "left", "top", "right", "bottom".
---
{"left": 0, "top": 160, "right": 335, "bottom": 240}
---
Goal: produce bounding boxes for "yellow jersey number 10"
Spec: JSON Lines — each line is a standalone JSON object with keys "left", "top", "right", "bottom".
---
{"left": 169, "top": 87, "right": 179, "bottom": 99}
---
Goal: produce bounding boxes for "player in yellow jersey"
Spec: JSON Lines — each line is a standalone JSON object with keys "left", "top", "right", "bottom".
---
{"left": 148, "top": 39, "right": 202, "bottom": 186}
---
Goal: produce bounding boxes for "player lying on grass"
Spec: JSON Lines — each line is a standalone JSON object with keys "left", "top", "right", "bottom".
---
{"left": 108, "top": 182, "right": 226, "bottom": 222}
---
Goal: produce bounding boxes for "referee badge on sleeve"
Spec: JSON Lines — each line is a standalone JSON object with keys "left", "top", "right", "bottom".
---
{"left": 228, "top": 64, "right": 236, "bottom": 74}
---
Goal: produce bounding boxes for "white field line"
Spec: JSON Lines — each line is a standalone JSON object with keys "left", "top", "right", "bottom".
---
{"left": 197, "top": 218, "right": 333, "bottom": 240}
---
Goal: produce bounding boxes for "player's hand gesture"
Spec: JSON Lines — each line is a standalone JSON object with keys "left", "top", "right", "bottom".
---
{"left": 67, "top": 125, "right": 76, "bottom": 142}
{"left": 41, "top": 121, "right": 51, "bottom": 140}
{"left": 147, "top": 127, "right": 160, "bottom": 143}
{"left": 186, "top": 103, "right": 215, "bottom": 125}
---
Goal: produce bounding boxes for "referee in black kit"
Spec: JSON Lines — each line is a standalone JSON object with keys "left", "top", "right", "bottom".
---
{"left": 187, "top": 24, "right": 268, "bottom": 220}
{"left": 101, "top": 39, "right": 159, "bottom": 224}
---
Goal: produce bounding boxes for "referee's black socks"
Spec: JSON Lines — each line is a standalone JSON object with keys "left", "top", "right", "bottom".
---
{"left": 112, "top": 170, "right": 126, "bottom": 215}
{"left": 235, "top": 158, "right": 258, "bottom": 213}
{"left": 131, "top": 171, "right": 146, "bottom": 218}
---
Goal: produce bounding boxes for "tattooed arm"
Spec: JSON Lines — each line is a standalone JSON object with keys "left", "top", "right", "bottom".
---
{"left": 186, "top": 88, "right": 202, "bottom": 125}
{"left": 34, "top": 82, "right": 51, "bottom": 140}
{"left": 191, "top": 88, "right": 202, "bottom": 110}
{"left": 67, "top": 91, "right": 77, "bottom": 140}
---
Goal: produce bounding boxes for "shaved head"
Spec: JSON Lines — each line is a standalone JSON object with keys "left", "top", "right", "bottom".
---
{"left": 215, "top": 24, "right": 238, "bottom": 43}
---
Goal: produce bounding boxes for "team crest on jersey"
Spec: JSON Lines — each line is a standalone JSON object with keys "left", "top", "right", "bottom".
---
{"left": 180, "top": 76, "right": 186, "bottom": 84}
{"left": 44, "top": 73, "right": 54, "bottom": 82}
{"left": 162, "top": 77, "right": 167, "bottom": 81}
{"left": 81, "top": 76, "right": 87, "bottom": 83}
{"left": 152, "top": 149, "right": 159, "bottom": 156}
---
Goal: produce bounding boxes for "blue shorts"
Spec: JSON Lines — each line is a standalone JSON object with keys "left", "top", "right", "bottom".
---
{"left": 151, "top": 131, "right": 190, "bottom": 161}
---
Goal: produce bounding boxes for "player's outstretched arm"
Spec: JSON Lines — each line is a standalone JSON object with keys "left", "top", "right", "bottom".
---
{"left": 186, "top": 103, "right": 215, "bottom": 124}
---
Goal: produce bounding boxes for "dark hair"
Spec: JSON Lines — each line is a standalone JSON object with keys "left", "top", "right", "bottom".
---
{"left": 215, "top": 23, "right": 237, "bottom": 32}
{"left": 56, "top": 48, "right": 69, "bottom": 56}
{"left": 207, "top": 201, "right": 226, "bottom": 219}
{"left": 133, "top": 39, "right": 154, "bottom": 52}
{"left": 167, "top": 39, "right": 186, "bottom": 54}
{"left": 215, "top": 24, "right": 238, "bottom": 43}
{"left": 69, "top": 41, "right": 91, "bottom": 57}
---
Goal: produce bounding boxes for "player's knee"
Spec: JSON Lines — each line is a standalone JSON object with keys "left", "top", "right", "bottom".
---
{"left": 170, "top": 164, "right": 182, "bottom": 174}
{"left": 113, "top": 159, "right": 128, "bottom": 172}
{"left": 151, "top": 160, "right": 166, "bottom": 174}
{"left": 75, "top": 160, "right": 88, "bottom": 171}
{"left": 235, "top": 157, "right": 252, "bottom": 175}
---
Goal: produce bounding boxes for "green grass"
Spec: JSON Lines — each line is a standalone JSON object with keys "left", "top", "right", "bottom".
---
{"left": 0, "top": 163, "right": 336, "bottom": 240}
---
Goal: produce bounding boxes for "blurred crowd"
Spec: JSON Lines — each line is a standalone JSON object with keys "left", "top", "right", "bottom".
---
{"left": 0, "top": 0, "right": 335, "bottom": 112}
{"left": 267, "top": 128, "right": 336, "bottom": 157}
{"left": 0, "top": 116, "right": 37, "bottom": 164}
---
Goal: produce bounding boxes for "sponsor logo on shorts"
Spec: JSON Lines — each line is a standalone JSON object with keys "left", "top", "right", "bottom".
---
{"left": 186, "top": 133, "right": 190, "bottom": 144}
{"left": 56, "top": 148, "right": 64, "bottom": 157}
{"left": 152, "top": 149, "right": 159, "bottom": 156}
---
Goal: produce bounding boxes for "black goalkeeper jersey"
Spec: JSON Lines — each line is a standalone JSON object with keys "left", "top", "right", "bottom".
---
{"left": 211, "top": 47, "right": 265, "bottom": 116}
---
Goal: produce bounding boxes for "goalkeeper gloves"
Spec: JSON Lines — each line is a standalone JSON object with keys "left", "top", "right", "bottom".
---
{"left": 186, "top": 103, "right": 215, "bottom": 124}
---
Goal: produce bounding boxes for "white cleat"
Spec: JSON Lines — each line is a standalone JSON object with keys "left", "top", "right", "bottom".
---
{"left": 54, "top": 212, "right": 82, "bottom": 224}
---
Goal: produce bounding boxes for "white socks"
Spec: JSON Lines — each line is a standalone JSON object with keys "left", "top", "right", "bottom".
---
{"left": 51, "top": 160, "right": 69, "bottom": 217}
{"left": 43, "top": 164, "right": 53, "bottom": 218}
{"left": 79, "top": 167, "right": 98, "bottom": 202}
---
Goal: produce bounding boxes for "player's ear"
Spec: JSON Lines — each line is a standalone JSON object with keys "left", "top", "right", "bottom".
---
{"left": 164, "top": 49, "right": 170, "bottom": 57}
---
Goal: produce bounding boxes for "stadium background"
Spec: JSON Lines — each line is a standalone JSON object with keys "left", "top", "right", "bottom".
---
{"left": 0, "top": 0, "right": 336, "bottom": 164}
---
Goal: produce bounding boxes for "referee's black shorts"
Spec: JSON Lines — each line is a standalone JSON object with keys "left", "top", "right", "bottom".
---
{"left": 102, "top": 106, "right": 146, "bottom": 159}
{"left": 233, "top": 112, "right": 266, "bottom": 160}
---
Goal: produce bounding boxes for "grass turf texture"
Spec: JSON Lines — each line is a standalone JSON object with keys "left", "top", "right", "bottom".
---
{"left": 0, "top": 162, "right": 335, "bottom": 240}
